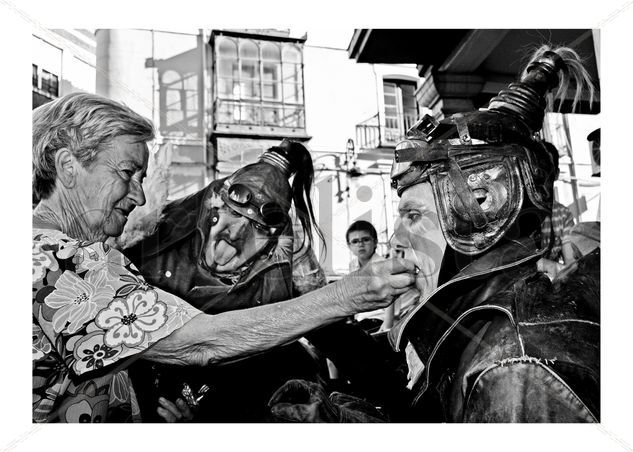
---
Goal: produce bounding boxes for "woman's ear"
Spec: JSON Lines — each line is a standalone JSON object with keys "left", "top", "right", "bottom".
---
{"left": 54, "top": 148, "right": 78, "bottom": 189}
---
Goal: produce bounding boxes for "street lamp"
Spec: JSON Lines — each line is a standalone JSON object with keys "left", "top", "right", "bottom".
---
{"left": 346, "top": 138, "right": 355, "bottom": 162}
{"left": 345, "top": 138, "right": 363, "bottom": 178}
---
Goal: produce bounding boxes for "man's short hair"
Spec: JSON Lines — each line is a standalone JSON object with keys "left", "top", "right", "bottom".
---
{"left": 32, "top": 92, "right": 155, "bottom": 202}
{"left": 346, "top": 220, "right": 377, "bottom": 243}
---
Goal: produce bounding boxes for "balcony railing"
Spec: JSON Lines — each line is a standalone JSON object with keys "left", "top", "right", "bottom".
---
{"left": 355, "top": 112, "right": 418, "bottom": 150}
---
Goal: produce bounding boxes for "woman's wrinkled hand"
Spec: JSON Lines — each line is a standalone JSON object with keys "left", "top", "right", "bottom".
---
{"left": 156, "top": 397, "right": 195, "bottom": 423}
{"left": 337, "top": 257, "right": 419, "bottom": 315}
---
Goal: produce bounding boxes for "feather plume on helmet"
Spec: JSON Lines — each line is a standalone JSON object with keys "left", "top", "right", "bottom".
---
{"left": 391, "top": 44, "right": 596, "bottom": 255}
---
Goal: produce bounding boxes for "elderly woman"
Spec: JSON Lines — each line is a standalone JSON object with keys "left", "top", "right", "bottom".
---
{"left": 32, "top": 93, "right": 416, "bottom": 423}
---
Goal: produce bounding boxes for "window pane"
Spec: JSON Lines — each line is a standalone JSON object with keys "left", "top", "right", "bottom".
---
{"left": 186, "top": 90, "right": 198, "bottom": 111}
{"left": 263, "top": 62, "right": 281, "bottom": 82}
{"left": 262, "top": 42, "right": 280, "bottom": 61}
{"left": 240, "top": 104, "right": 260, "bottom": 125}
{"left": 182, "top": 73, "right": 197, "bottom": 90}
{"left": 41, "top": 70, "right": 59, "bottom": 96}
{"left": 402, "top": 88, "right": 417, "bottom": 109}
{"left": 240, "top": 60, "right": 259, "bottom": 80}
{"left": 282, "top": 63, "right": 302, "bottom": 84}
{"left": 216, "top": 100, "right": 235, "bottom": 124}
{"left": 239, "top": 40, "right": 258, "bottom": 59}
{"left": 167, "top": 109, "right": 184, "bottom": 127}
{"left": 385, "top": 105, "right": 398, "bottom": 115}
{"left": 217, "top": 58, "right": 237, "bottom": 78}
{"left": 50, "top": 74, "right": 58, "bottom": 96}
{"left": 283, "top": 83, "right": 301, "bottom": 104}
{"left": 32, "top": 64, "right": 38, "bottom": 88}
{"left": 41, "top": 71, "right": 49, "bottom": 92}
{"left": 383, "top": 94, "right": 397, "bottom": 107}
{"left": 240, "top": 80, "right": 260, "bottom": 99}
{"left": 403, "top": 96, "right": 417, "bottom": 109}
{"left": 401, "top": 84, "right": 415, "bottom": 96}
{"left": 383, "top": 83, "right": 396, "bottom": 95}
{"left": 217, "top": 77, "right": 236, "bottom": 98}
{"left": 263, "top": 82, "right": 280, "bottom": 101}
{"left": 282, "top": 44, "right": 301, "bottom": 63}
{"left": 166, "top": 89, "right": 180, "bottom": 109}
{"left": 262, "top": 105, "right": 282, "bottom": 126}
{"left": 283, "top": 106, "right": 304, "bottom": 128}
{"left": 217, "top": 37, "right": 237, "bottom": 58}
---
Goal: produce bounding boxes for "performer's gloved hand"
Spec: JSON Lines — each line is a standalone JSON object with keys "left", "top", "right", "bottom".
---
{"left": 268, "top": 379, "right": 385, "bottom": 422}
{"left": 156, "top": 397, "right": 195, "bottom": 423}
{"left": 337, "top": 257, "right": 419, "bottom": 315}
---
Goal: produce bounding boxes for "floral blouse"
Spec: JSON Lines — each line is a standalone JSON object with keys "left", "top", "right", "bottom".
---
{"left": 32, "top": 228, "right": 202, "bottom": 423}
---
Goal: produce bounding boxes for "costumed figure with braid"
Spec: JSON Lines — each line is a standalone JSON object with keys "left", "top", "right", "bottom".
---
{"left": 125, "top": 140, "right": 409, "bottom": 422}
{"left": 385, "top": 45, "right": 600, "bottom": 422}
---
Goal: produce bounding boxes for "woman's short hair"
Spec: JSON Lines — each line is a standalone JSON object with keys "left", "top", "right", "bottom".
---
{"left": 346, "top": 220, "right": 378, "bottom": 243}
{"left": 33, "top": 92, "right": 155, "bottom": 202}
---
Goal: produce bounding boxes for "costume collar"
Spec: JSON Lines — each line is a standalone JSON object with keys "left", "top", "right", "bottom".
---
{"left": 390, "top": 234, "right": 545, "bottom": 351}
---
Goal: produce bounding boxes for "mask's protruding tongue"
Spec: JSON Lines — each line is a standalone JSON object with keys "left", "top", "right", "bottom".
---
{"left": 213, "top": 239, "right": 237, "bottom": 265}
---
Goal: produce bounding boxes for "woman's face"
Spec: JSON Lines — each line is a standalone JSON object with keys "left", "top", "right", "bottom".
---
{"left": 73, "top": 135, "right": 149, "bottom": 240}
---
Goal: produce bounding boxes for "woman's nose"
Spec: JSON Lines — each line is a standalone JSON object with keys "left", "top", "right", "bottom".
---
{"left": 128, "top": 180, "right": 146, "bottom": 207}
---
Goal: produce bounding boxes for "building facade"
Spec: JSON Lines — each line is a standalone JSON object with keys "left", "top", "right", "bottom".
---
{"left": 95, "top": 28, "right": 422, "bottom": 274}
{"left": 32, "top": 29, "right": 96, "bottom": 109}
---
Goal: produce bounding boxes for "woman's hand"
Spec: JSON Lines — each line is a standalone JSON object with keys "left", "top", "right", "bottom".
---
{"left": 156, "top": 397, "right": 195, "bottom": 423}
{"left": 336, "top": 257, "right": 419, "bottom": 316}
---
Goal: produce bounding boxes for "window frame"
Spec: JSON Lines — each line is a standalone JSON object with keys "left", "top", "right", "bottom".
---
{"left": 382, "top": 78, "right": 418, "bottom": 144}
{"left": 213, "top": 34, "right": 306, "bottom": 132}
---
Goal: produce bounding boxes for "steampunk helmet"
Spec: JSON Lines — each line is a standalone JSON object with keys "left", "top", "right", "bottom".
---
{"left": 391, "top": 45, "right": 595, "bottom": 255}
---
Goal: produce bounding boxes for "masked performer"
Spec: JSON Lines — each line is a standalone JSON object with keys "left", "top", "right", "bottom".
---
{"left": 126, "top": 140, "right": 408, "bottom": 421}
{"left": 269, "top": 45, "right": 599, "bottom": 423}
{"left": 387, "top": 45, "right": 599, "bottom": 422}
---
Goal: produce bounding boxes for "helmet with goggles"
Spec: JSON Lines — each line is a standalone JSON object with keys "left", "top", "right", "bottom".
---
{"left": 213, "top": 139, "right": 324, "bottom": 249}
{"left": 391, "top": 45, "right": 595, "bottom": 255}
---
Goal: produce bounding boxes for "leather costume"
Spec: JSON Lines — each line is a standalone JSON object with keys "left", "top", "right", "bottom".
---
{"left": 389, "top": 232, "right": 600, "bottom": 422}
{"left": 387, "top": 46, "right": 599, "bottom": 422}
{"left": 125, "top": 180, "right": 407, "bottom": 422}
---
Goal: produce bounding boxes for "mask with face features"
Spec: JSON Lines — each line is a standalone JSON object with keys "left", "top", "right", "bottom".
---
{"left": 206, "top": 139, "right": 323, "bottom": 273}
{"left": 391, "top": 45, "right": 595, "bottom": 255}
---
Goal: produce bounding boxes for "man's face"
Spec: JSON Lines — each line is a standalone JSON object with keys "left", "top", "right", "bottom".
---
{"left": 204, "top": 200, "right": 273, "bottom": 273}
{"left": 391, "top": 182, "right": 447, "bottom": 293}
{"left": 347, "top": 230, "right": 377, "bottom": 261}
{"left": 74, "top": 135, "right": 148, "bottom": 240}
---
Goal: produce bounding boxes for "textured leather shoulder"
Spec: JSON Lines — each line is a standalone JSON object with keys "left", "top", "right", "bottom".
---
{"left": 463, "top": 359, "right": 598, "bottom": 422}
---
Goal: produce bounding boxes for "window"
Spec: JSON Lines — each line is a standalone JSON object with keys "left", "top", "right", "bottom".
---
{"left": 214, "top": 35, "right": 305, "bottom": 130}
{"left": 383, "top": 79, "right": 418, "bottom": 143}
{"left": 159, "top": 69, "right": 199, "bottom": 137}
{"left": 32, "top": 64, "right": 38, "bottom": 88}
{"left": 41, "top": 69, "right": 59, "bottom": 97}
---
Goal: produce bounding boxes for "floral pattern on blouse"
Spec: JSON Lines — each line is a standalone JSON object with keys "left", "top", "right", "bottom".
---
{"left": 32, "top": 228, "right": 202, "bottom": 423}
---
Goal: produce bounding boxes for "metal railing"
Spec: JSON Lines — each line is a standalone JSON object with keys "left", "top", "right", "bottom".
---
{"left": 355, "top": 112, "right": 418, "bottom": 150}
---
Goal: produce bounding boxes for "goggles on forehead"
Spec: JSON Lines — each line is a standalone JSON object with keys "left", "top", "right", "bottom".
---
{"left": 222, "top": 183, "right": 288, "bottom": 228}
